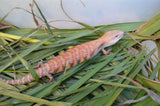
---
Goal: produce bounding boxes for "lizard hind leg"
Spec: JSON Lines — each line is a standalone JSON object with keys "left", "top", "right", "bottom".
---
{"left": 46, "top": 74, "right": 56, "bottom": 83}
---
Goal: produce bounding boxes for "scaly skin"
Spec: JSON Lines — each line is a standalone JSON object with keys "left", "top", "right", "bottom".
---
{"left": 0, "top": 30, "right": 124, "bottom": 85}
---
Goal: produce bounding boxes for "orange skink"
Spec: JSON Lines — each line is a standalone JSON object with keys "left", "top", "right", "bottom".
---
{"left": 0, "top": 30, "right": 124, "bottom": 85}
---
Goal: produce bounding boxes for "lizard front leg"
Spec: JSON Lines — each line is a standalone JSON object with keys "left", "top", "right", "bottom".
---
{"left": 102, "top": 48, "right": 112, "bottom": 55}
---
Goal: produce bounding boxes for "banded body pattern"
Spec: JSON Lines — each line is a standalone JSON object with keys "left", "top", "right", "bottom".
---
{"left": 0, "top": 39, "right": 103, "bottom": 85}
{"left": 0, "top": 30, "right": 124, "bottom": 85}
{"left": 47, "top": 39, "right": 103, "bottom": 74}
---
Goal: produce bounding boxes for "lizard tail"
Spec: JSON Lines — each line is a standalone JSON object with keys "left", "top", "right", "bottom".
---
{"left": 0, "top": 64, "right": 50, "bottom": 85}
{"left": 0, "top": 74, "right": 35, "bottom": 85}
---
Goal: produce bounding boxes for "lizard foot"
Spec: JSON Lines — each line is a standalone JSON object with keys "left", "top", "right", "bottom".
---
{"left": 102, "top": 48, "right": 112, "bottom": 56}
{"left": 46, "top": 74, "right": 56, "bottom": 83}
{"left": 33, "top": 60, "right": 44, "bottom": 68}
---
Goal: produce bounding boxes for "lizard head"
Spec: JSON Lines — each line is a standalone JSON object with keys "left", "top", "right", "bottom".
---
{"left": 99, "top": 30, "right": 124, "bottom": 47}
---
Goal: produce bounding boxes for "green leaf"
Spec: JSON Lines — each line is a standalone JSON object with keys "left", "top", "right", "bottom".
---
{"left": 136, "top": 74, "right": 160, "bottom": 92}
{"left": 18, "top": 56, "right": 39, "bottom": 82}
{"left": 137, "top": 13, "right": 160, "bottom": 35}
{"left": 150, "top": 61, "right": 160, "bottom": 80}
{"left": 0, "top": 38, "right": 51, "bottom": 72}
{"left": 33, "top": 0, "right": 56, "bottom": 38}
{"left": 61, "top": 48, "right": 122, "bottom": 96}
{"left": 66, "top": 83, "right": 102, "bottom": 103}
{"left": 101, "top": 49, "right": 155, "bottom": 106}
{"left": 0, "top": 87, "right": 71, "bottom": 106}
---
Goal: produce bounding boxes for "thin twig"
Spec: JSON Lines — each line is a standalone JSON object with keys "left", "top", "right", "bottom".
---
{"left": 125, "top": 33, "right": 143, "bottom": 47}
{"left": 79, "top": 0, "right": 86, "bottom": 7}
{"left": 60, "top": 0, "right": 75, "bottom": 21}
{"left": 33, "top": 0, "right": 57, "bottom": 40}
{"left": 118, "top": 95, "right": 149, "bottom": 106}
{"left": 29, "top": 2, "right": 39, "bottom": 26}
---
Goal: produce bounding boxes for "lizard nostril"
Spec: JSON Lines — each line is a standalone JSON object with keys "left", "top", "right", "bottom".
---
{"left": 123, "top": 33, "right": 127, "bottom": 36}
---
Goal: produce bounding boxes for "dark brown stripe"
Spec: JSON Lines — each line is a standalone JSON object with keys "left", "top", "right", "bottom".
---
{"left": 77, "top": 59, "right": 80, "bottom": 64}
{"left": 90, "top": 50, "right": 95, "bottom": 57}
{"left": 48, "top": 60, "right": 54, "bottom": 72}
{"left": 86, "top": 43, "right": 92, "bottom": 59}
{"left": 73, "top": 47, "right": 79, "bottom": 66}
{"left": 65, "top": 52, "right": 73, "bottom": 69}
{"left": 83, "top": 55, "right": 87, "bottom": 61}
{"left": 82, "top": 44, "right": 88, "bottom": 61}
{"left": 77, "top": 45, "right": 82, "bottom": 62}
{"left": 79, "top": 45, "right": 86, "bottom": 62}
{"left": 53, "top": 67, "right": 59, "bottom": 74}
{"left": 59, "top": 55, "right": 66, "bottom": 67}
{"left": 70, "top": 62, "right": 74, "bottom": 67}
{"left": 52, "top": 57, "right": 59, "bottom": 70}
{"left": 62, "top": 65, "right": 66, "bottom": 71}
{"left": 98, "top": 43, "right": 104, "bottom": 49}
{"left": 67, "top": 50, "right": 74, "bottom": 66}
